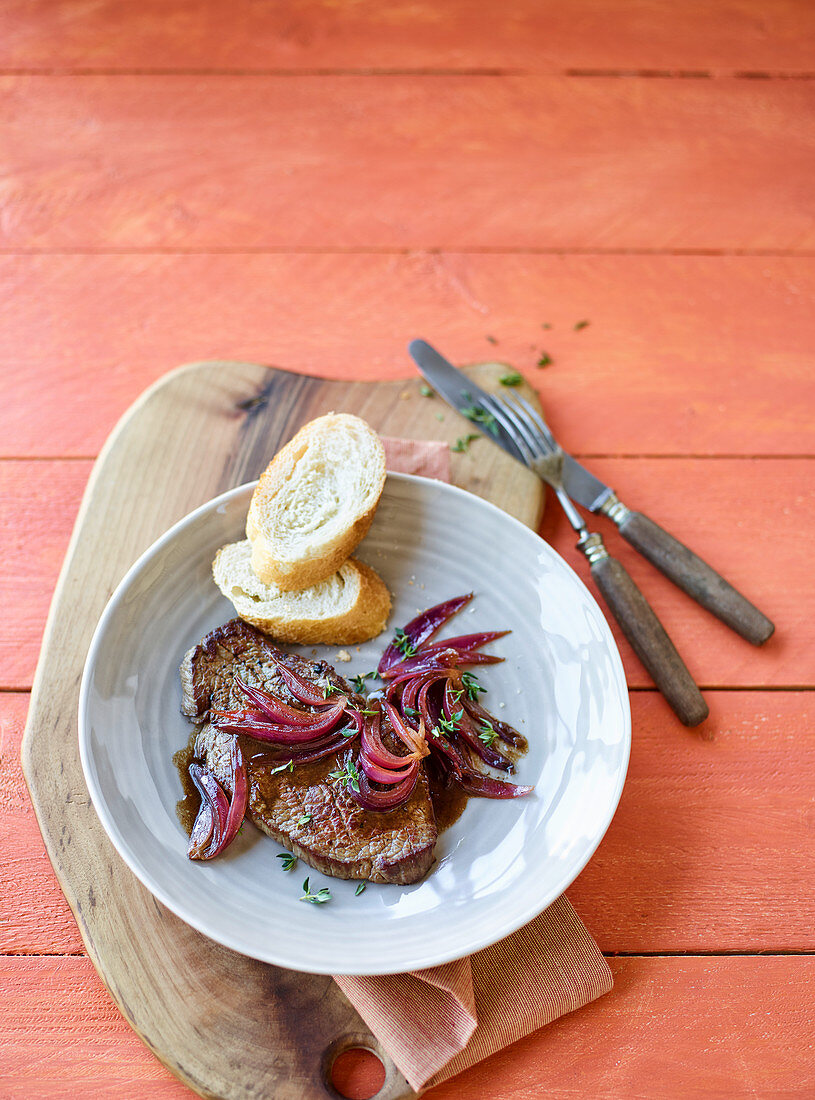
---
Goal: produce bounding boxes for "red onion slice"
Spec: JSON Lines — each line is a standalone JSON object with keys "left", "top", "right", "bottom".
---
{"left": 187, "top": 738, "right": 248, "bottom": 860}
{"left": 236, "top": 677, "right": 345, "bottom": 726}
{"left": 211, "top": 700, "right": 346, "bottom": 743}
{"left": 359, "top": 708, "right": 409, "bottom": 770}
{"left": 442, "top": 680, "right": 512, "bottom": 772}
{"left": 378, "top": 593, "right": 473, "bottom": 676}
{"left": 274, "top": 664, "right": 338, "bottom": 707}
{"left": 383, "top": 701, "right": 428, "bottom": 759}
{"left": 359, "top": 755, "right": 418, "bottom": 785}
{"left": 348, "top": 765, "right": 420, "bottom": 811}
{"left": 420, "top": 630, "right": 509, "bottom": 653}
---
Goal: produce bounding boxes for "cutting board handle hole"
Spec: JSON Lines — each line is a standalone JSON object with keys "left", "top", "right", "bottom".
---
{"left": 323, "top": 1034, "right": 390, "bottom": 1099}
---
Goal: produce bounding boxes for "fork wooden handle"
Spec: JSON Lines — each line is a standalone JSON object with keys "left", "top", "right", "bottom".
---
{"left": 614, "top": 510, "right": 775, "bottom": 646}
{"left": 580, "top": 534, "right": 709, "bottom": 726}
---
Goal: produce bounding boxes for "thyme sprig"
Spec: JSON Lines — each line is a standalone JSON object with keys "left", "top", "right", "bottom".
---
{"left": 393, "top": 628, "right": 417, "bottom": 658}
{"left": 277, "top": 852, "right": 298, "bottom": 871}
{"left": 451, "top": 433, "right": 480, "bottom": 453}
{"left": 329, "top": 758, "right": 361, "bottom": 794}
{"left": 478, "top": 721, "right": 498, "bottom": 746}
{"left": 300, "top": 877, "right": 331, "bottom": 904}
{"left": 461, "top": 672, "right": 486, "bottom": 700}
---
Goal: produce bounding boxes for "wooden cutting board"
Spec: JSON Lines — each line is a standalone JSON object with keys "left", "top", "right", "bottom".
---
{"left": 21, "top": 361, "right": 544, "bottom": 1100}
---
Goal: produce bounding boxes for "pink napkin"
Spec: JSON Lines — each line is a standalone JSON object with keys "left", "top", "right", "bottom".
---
{"left": 334, "top": 438, "right": 612, "bottom": 1092}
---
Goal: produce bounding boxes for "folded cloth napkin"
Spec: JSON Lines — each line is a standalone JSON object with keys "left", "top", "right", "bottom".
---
{"left": 335, "top": 437, "right": 612, "bottom": 1093}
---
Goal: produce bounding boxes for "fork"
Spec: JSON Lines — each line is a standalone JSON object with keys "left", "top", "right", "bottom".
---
{"left": 479, "top": 390, "right": 709, "bottom": 727}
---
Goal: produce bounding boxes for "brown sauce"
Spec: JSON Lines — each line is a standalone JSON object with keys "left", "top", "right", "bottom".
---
{"left": 429, "top": 776, "right": 469, "bottom": 834}
{"left": 173, "top": 731, "right": 200, "bottom": 837}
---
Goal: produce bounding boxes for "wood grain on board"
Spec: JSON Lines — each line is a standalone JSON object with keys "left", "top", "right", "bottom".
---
{"left": 6, "top": 689, "right": 814, "bottom": 957}
{"left": 3, "top": 254, "right": 814, "bottom": 459}
{"left": 3, "top": 0, "right": 814, "bottom": 73}
{"left": 19, "top": 362, "right": 543, "bottom": 1100}
{"left": 3, "top": 76, "right": 814, "bottom": 251}
{"left": 2, "top": 954, "right": 812, "bottom": 1100}
{"left": 2, "top": 454, "right": 806, "bottom": 691}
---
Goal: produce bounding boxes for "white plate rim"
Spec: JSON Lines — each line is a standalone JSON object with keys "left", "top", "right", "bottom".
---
{"left": 78, "top": 471, "right": 631, "bottom": 974}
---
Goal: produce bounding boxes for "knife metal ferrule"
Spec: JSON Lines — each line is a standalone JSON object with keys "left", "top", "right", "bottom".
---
{"left": 598, "top": 492, "right": 632, "bottom": 526}
{"left": 577, "top": 531, "right": 610, "bottom": 565}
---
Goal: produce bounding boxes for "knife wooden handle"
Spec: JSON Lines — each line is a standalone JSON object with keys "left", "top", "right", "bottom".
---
{"left": 581, "top": 535, "right": 709, "bottom": 727}
{"left": 614, "top": 510, "right": 774, "bottom": 646}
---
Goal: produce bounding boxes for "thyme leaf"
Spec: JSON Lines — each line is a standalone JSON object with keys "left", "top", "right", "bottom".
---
{"left": 451, "top": 433, "right": 480, "bottom": 453}
{"left": 393, "top": 628, "right": 417, "bottom": 658}
{"left": 536, "top": 352, "right": 552, "bottom": 368}
{"left": 420, "top": 384, "right": 434, "bottom": 397}
{"left": 461, "top": 672, "right": 486, "bottom": 700}
{"left": 478, "top": 721, "right": 498, "bottom": 746}
{"left": 297, "top": 813, "right": 312, "bottom": 826}
{"left": 499, "top": 371, "right": 523, "bottom": 386}
{"left": 329, "top": 758, "right": 361, "bottom": 794}
{"left": 300, "top": 877, "right": 331, "bottom": 904}
{"left": 268, "top": 758, "right": 295, "bottom": 776}
{"left": 355, "top": 881, "right": 367, "bottom": 896}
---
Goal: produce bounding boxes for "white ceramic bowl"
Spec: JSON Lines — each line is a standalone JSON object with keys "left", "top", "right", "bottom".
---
{"left": 79, "top": 473, "right": 630, "bottom": 975}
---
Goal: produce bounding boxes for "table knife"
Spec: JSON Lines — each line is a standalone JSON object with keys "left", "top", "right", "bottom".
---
{"left": 408, "top": 339, "right": 774, "bottom": 647}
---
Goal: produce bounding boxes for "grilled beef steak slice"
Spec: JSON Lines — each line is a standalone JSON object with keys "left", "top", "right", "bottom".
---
{"left": 180, "top": 619, "right": 437, "bottom": 884}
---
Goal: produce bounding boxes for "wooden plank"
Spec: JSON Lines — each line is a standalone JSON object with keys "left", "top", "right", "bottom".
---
{"left": 20, "top": 362, "right": 546, "bottom": 1100}
{"left": 0, "top": 693, "right": 83, "bottom": 953}
{"left": 568, "top": 691, "right": 815, "bottom": 952}
{"left": 2, "top": 76, "right": 813, "bottom": 251}
{"left": 2, "top": 455, "right": 807, "bottom": 690}
{"left": 2, "top": 0, "right": 814, "bottom": 73}
{"left": 540, "top": 456, "right": 812, "bottom": 694}
{"left": 2, "top": 254, "right": 813, "bottom": 459}
{"left": 6, "top": 689, "right": 813, "bottom": 956}
{"left": 0, "top": 461, "right": 93, "bottom": 689}
{"left": 2, "top": 955, "right": 813, "bottom": 1098}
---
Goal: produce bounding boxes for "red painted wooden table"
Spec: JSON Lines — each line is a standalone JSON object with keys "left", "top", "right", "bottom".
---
{"left": 2, "top": 3, "right": 814, "bottom": 1097}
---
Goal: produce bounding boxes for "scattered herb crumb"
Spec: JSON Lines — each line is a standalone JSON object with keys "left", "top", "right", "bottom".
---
{"left": 574, "top": 320, "right": 590, "bottom": 331}
{"left": 541, "top": 323, "right": 552, "bottom": 330}
{"left": 420, "top": 384, "right": 434, "bottom": 398}
{"left": 434, "top": 411, "right": 445, "bottom": 422}
{"left": 277, "top": 852, "right": 298, "bottom": 871}
{"left": 536, "top": 352, "right": 552, "bottom": 368}
{"left": 451, "top": 433, "right": 481, "bottom": 453}
{"left": 355, "top": 881, "right": 367, "bottom": 896}
{"left": 485, "top": 335, "right": 498, "bottom": 345}
{"left": 300, "top": 877, "right": 331, "bottom": 905}
{"left": 499, "top": 370, "right": 523, "bottom": 387}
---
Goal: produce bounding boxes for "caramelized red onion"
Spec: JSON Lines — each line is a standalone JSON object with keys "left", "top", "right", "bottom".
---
{"left": 377, "top": 593, "right": 473, "bottom": 677}
{"left": 274, "top": 664, "right": 338, "bottom": 707}
{"left": 188, "top": 596, "right": 530, "bottom": 858}
{"left": 187, "top": 738, "right": 248, "bottom": 860}
{"left": 211, "top": 699, "right": 347, "bottom": 743}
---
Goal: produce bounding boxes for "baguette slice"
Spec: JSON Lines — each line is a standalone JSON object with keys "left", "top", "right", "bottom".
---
{"left": 213, "top": 540, "right": 391, "bottom": 645}
{"left": 246, "top": 413, "right": 386, "bottom": 591}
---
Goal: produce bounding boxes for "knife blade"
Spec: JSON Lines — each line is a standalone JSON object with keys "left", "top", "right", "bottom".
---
{"left": 409, "top": 339, "right": 614, "bottom": 509}
{"left": 408, "top": 338, "right": 709, "bottom": 725}
{"left": 409, "top": 338, "right": 774, "bottom": 648}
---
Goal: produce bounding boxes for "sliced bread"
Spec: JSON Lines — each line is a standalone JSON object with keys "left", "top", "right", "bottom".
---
{"left": 213, "top": 540, "right": 391, "bottom": 645}
{"left": 246, "top": 413, "right": 386, "bottom": 591}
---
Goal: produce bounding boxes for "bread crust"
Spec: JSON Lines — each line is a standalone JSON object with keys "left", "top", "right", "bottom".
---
{"left": 246, "top": 413, "right": 386, "bottom": 591}
{"left": 213, "top": 552, "right": 392, "bottom": 645}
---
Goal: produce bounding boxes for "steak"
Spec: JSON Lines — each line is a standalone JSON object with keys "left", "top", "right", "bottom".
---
{"left": 179, "top": 619, "right": 437, "bottom": 884}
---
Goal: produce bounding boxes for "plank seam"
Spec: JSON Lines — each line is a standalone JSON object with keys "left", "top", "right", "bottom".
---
{"left": 0, "top": 68, "right": 813, "bottom": 79}
{"left": 2, "top": 247, "right": 815, "bottom": 257}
